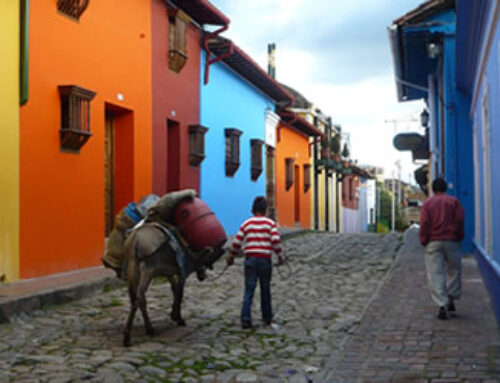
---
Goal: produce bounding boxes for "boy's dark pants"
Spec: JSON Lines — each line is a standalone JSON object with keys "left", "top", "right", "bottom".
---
{"left": 241, "top": 256, "right": 272, "bottom": 323}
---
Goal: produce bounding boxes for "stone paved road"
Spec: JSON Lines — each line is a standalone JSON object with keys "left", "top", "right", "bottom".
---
{"left": 319, "top": 228, "right": 500, "bottom": 383}
{"left": 0, "top": 232, "right": 402, "bottom": 383}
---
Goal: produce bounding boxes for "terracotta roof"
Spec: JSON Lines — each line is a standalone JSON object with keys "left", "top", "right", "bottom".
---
{"left": 392, "top": 0, "right": 454, "bottom": 26}
{"left": 170, "top": 0, "right": 229, "bottom": 26}
{"left": 279, "top": 83, "right": 312, "bottom": 109}
{"left": 207, "top": 36, "right": 293, "bottom": 103}
{"left": 278, "top": 111, "right": 323, "bottom": 137}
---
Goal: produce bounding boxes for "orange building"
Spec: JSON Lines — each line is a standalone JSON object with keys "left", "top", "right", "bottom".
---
{"left": 18, "top": 1, "right": 152, "bottom": 279}
{"left": 275, "top": 113, "right": 322, "bottom": 229}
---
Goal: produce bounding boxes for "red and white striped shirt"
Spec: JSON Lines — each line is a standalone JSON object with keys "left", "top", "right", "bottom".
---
{"left": 230, "top": 215, "right": 282, "bottom": 259}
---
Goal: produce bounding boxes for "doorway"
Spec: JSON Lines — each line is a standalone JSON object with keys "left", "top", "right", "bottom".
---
{"left": 167, "top": 119, "right": 181, "bottom": 192}
{"left": 294, "top": 164, "right": 300, "bottom": 224}
{"left": 104, "top": 110, "right": 115, "bottom": 236}
{"left": 266, "top": 146, "right": 276, "bottom": 220}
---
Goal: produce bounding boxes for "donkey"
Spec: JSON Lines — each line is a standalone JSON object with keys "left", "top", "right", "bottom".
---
{"left": 122, "top": 222, "right": 225, "bottom": 346}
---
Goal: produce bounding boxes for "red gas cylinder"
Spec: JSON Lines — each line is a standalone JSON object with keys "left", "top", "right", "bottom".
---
{"left": 174, "top": 197, "right": 227, "bottom": 250}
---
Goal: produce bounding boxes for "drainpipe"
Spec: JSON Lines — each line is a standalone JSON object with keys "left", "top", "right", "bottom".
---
{"left": 20, "top": 0, "right": 30, "bottom": 105}
{"left": 203, "top": 24, "right": 232, "bottom": 84}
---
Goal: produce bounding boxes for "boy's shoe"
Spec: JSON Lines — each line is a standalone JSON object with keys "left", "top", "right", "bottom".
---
{"left": 437, "top": 306, "right": 448, "bottom": 319}
{"left": 241, "top": 321, "right": 253, "bottom": 329}
{"left": 447, "top": 296, "right": 456, "bottom": 312}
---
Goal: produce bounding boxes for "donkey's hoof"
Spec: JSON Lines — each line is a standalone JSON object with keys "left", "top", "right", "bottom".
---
{"left": 145, "top": 325, "right": 155, "bottom": 336}
{"left": 123, "top": 336, "right": 131, "bottom": 347}
{"left": 177, "top": 319, "right": 186, "bottom": 327}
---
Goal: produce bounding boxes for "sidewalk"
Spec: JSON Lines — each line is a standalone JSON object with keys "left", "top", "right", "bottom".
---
{"left": 319, "top": 227, "right": 500, "bottom": 382}
{"left": 0, "top": 227, "right": 306, "bottom": 323}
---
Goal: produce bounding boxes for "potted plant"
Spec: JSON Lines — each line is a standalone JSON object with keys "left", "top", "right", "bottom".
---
{"left": 320, "top": 137, "right": 330, "bottom": 159}
{"left": 330, "top": 135, "right": 341, "bottom": 162}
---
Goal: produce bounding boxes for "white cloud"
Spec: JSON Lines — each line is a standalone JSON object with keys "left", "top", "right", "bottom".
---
{"left": 210, "top": 0, "right": 425, "bottom": 183}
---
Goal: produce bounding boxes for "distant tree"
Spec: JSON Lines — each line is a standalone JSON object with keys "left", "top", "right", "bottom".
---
{"left": 379, "top": 184, "right": 406, "bottom": 231}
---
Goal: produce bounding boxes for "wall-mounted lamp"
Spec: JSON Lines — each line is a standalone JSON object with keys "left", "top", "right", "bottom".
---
{"left": 427, "top": 43, "right": 441, "bottom": 59}
{"left": 420, "top": 109, "right": 429, "bottom": 127}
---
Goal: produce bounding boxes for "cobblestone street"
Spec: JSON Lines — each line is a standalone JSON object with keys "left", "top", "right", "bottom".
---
{"left": 0, "top": 232, "right": 402, "bottom": 383}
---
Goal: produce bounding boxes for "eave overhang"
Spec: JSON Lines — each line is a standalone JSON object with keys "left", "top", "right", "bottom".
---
{"left": 278, "top": 111, "right": 323, "bottom": 137}
{"left": 170, "top": 0, "right": 229, "bottom": 26}
{"left": 207, "top": 37, "right": 293, "bottom": 104}
{"left": 455, "top": 0, "right": 491, "bottom": 96}
{"left": 389, "top": 0, "right": 455, "bottom": 101}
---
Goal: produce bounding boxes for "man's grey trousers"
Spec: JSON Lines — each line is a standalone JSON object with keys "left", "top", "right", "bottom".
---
{"left": 425, "top": 240, "right": 462, "bottom": 307}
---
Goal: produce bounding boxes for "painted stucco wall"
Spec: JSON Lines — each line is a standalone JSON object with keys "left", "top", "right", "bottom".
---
{"left": 275, "top": 124, "right": 312, "bottom": 229}
{"left": 19, "top": 1, "right": 152, "bottom": 278}
{"left": 0, "top": 1, "right": 20, "bottom": 281}
{"left": 151, "top": 0, "right": 201, "bottom": 195}
{"left": 472, "top": 22, "right": 500, "bottom": 263}
{"left": 200, "top": 52, "right": 274, "bottom": 235}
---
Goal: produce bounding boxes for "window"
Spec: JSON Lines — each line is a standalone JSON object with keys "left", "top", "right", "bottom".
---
{"left": 285, "top": 158, "right": 295, "bottom": 190}
{"left": 225, "top": 128, "right": 242, "bottom": 177}
{"left": 303, "top": 164, "right": 311, "bottom": 192}
{"left": 168, "top": 9, "right": 188, "bottom": 73}
{"left": 57, "top": 0, "right": 89, "bottom": 20}
{"left": 188, "top": 124, "right": 208, "bottom": 166}
{"left": 250, "top": 139, "right": 264, "bottom": 181}
{"left": 58, "top": 85, "right": 96, "bottom": 152}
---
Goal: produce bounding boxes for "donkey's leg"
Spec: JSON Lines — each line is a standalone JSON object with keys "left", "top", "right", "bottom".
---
{"left": 137, "top": 269, "right": 155, "bottom": 336}
{"left": 123, "top": 284, "right": 138, "bottom": 347}
{"left": 169, "top": 276, "right": 186, "bottom": 326}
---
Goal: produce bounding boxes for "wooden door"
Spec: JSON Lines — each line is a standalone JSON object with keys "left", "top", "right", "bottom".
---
{"left": 266, "top": 146, "right": 276, "bottom": 220}
{"left": 104, "top": 111, "right": 115, "bottom": 236}
{"left": 294, "top": 164, "right": 300, "bottom": 224}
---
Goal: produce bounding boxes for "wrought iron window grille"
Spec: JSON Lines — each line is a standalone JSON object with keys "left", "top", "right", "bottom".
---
{"left": 285, "top": 158, "right": 295, "bottom": 191}
{"left": 250, "top": 139, "right": 264, "bottom": 181}
{"left": 225, "top": 128, "right": 242, "bottom": 177}
{"left": 57, "top": 0, "right": 89, "bottom": 20}
{"left": 58, "top": 85, "right": 96, "bottom": 152}
{"left": 188, "top": 124, "right": 208, "bottom": 166}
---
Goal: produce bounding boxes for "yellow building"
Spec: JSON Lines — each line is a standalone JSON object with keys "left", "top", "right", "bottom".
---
{"left": 0, "top": 0, "right": 21, "bottom": 281}
{"left": 286, "top": 100, "right": 342, "bottom": 232}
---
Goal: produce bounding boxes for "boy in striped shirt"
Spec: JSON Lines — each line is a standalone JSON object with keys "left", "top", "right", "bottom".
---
{"left": 227, "top": 196, "right": 284, "bottom": 329}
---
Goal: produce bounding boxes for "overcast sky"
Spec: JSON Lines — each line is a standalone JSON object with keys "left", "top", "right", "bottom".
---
{"left": 210, "top": 0, "right": 426, "bottom": 183}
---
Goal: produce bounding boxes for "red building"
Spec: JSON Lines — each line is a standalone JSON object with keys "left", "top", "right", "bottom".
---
{"left": 151, "top": 0, "right": 228, "bottom": 195}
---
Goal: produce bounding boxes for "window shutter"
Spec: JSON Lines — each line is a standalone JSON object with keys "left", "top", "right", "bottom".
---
{"left": 250, "top": 139, "right": 264, "bottom": 181}
{"left": 285, "top": 158, "right": 295, "bottom": 190}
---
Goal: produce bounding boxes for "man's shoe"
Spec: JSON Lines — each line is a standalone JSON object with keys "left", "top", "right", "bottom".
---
{"left": 447, "top": 296, "right": 456, "bottom": 312}
{"left": 437, "top": 306, "right": 448, "bottom": 319}
{"left": 241, "top": 321, "right": 253, "bottom": 329}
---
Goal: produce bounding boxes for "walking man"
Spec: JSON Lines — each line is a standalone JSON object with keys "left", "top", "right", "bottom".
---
{"left": 419, "top": 177, "right": 464, "bottom": 319}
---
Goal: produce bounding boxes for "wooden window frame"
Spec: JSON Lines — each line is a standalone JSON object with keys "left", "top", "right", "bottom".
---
{"left": 188, "top": 124, "right": 208, "bottom": 167}
{"left": 57, "top": 0, "right": 90, "bottom": 21}
{"left": 168, "top": 9, "right": 188, "bottom": 73}
{"left": 250, "top": 139, "right": 264, "bottom": 181}
{"left": 225, "top": 128, "right": 242, "bottom": 177}
{"left": 303, "top": 164, "right": 311, "bottom": 192}
{"left": 58, "top": 85, "right": 96, "bottom": 152}
{"left": 285, "top": 158, "right": 295, "bottom": 191}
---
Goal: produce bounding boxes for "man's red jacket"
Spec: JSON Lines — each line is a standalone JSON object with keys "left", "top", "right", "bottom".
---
{"left": 419, "top": 193, "right": 464, "bottom": 246}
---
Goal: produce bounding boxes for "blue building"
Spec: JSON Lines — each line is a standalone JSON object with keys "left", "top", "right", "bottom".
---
{"left": 454, "top": 0, "right": 500, "bottom": 327}
{"left": 391, "top": 0, "right": 500, "bottom": 328}
{"left": 389, "top": 0, "right": 475, "bottom": 252}
{"left": 200, "top": 37, "right": 291, "bottom": 234}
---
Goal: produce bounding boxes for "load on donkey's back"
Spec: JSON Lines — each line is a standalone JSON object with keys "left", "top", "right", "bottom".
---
{"left": 101, "top": 189, "right": 227, "bottom": 283}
